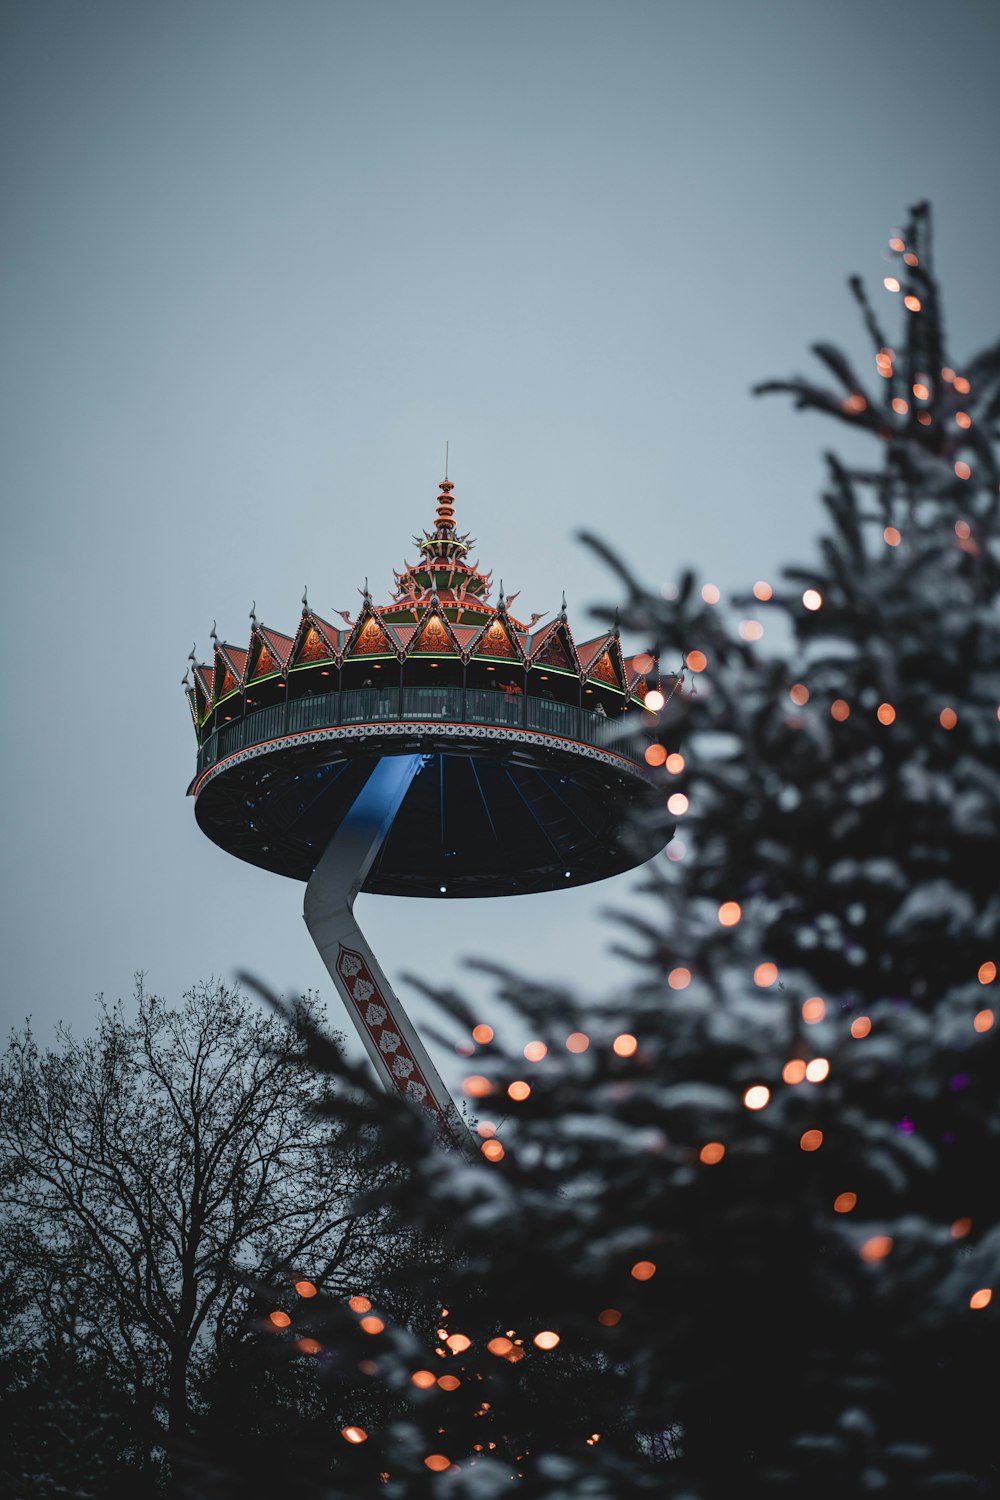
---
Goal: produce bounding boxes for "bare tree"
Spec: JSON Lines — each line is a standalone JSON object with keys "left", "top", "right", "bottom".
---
{"left": 0, "top": 980, "right": 380, "bottom": 1452}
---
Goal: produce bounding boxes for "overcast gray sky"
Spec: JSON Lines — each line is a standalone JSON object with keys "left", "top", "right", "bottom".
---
{"left": 2, "top": 0, "right": 998, "bottom": 1077}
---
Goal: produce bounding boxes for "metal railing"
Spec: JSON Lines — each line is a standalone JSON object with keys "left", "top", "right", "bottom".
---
{"left": 196, "top": 687, "right": 642, "bottom": 775}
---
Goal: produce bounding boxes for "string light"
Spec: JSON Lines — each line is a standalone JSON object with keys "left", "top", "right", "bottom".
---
{"left": 631, "top": 1260, "right": 657, "bottom": 1281}
{"left": 667, "top": 792, "right": 689, "bottom": 815}
{"left": 753, "top": 962, "right": 778, "bottom": 987}
{"left": 860, "top": 1235, "right": 893, "bottom": 1262}
{"left": 831, "top": 699, "right": 850, "bottom": 721}
{"left": 701, "top": 584, "right": 721, "bottom": 604}
{"left": 341, "top": 1426, "right": 368, "bottom": 1444}
{"left": 753, "top": 580, "right": 773, "bottom": 600}
{"left": 833, "top": 1192, "right": 857, "bottom": 1213}
{"left": 294, "top": 1280, "right": 317, "bottom": 1298}
{"left": 507, "top": 1080, "right": 531, "bottom": 1101}
{"left": 268, "top": 1310, "right": 291, "bottom": 1329}
{"left": 699, "top": 1142, "right": 725, "bottom": 1164}
{"left": 974, "top": 1010, "right": 994, "bottom": 1033}
{"left": 978, "top": 961, "right": 996, "bottom": 984}
{"left": 805, "top": 1058, "right": 830, "bottom": 1082}
{"left": 597, "top": 1308, "right": 621, "bottom": 1326}
{"left": 802, "top": 589, "right": 822, "bottom": 611}
{"left": 566, "top": 1032, "right": 590, "bottom": 1052}
{"left": 348, "top": 1295, "right": 371, "bottom": 1313}
{"left": 800, "top": 1129, "right": 823, "bottom": 1152}
{"left": 970, "top": 1289, "right": 992, "bottom": 1310}
{"left": 939, "top": 707, "right": 957, "bottom": 730}
{"left": 782, "top": 1060, "right": 807, "bottom": 1084}
{"left": 668, "top": 967, "right": 691, "bottom": 989}
{"left": 686, "top": 650, "right": 708, "bottom": 672}
{"left": 524, "top": 1040, "right": 547, "bottom": 1061}
{"left": 613, "top": 1034, "right": 638, "bottom": 1057}
{"left": 884, "top": 526, "right": 901, "bottom": 546}
{"left": 666, "top": 752, "right": 685, "bottom": 773}
{"left": 472, "top": 1023, "right": 494, "bottom": 1044}
{"left": 411, "top": 1369, "right": 437, "bottom": 1388}
{"left": 789, "top": 682, "right": 810, "bottom": 705}
{"left": 850, "top": 1016, "right": 872, "bottom": 1038}
{"left": 802, "top": 997, "right": 825, "bottom": 1023}
{"left": 718, "top": 901, "right": 742, "bottom": 926}
{"left": 876, "top": 703, "right": 896, "bottom": 725}
{"left": 744, "top": 1085, "right": 770, "bottom": 1110}
{"left": 533, "top": 1330, "right": 560, "bottom": 1349}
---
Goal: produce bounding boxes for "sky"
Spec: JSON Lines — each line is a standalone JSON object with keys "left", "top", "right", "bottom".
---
{"left": 2, "top": 0, "right": 998, "bottom": 1081}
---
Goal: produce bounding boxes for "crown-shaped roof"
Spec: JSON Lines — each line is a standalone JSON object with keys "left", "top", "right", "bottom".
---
{"left": 186, "top": 474, "right": 659, "bottom": 726}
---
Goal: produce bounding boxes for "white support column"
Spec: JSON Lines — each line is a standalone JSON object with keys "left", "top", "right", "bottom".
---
{"left": 303, "top": 753, "right": 472, "bottom": 1151}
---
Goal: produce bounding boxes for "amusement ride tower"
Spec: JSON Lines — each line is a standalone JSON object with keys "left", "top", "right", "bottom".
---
{"left": 185, "top": 476, "right": 670, "bottom": 1143}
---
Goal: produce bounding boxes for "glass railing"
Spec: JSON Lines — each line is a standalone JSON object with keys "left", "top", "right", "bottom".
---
{"left": 196, "top": 687, "right": 641, "bottom": 775}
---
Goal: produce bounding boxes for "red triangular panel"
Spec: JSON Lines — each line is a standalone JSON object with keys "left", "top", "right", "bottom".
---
{"left": 588, "top": 649, "right": 620, "bottom": 687}
{"left": 532, "top": 626, "right": 577, "bottom": 672}
{"left": 411, "top": 613, "right": 456, "bottom": 655}
{"left": 347, "top": 614, "right": 394, "bottom": 658}
{"left": 474, "top": 616, "right": 519, "bottom": 661}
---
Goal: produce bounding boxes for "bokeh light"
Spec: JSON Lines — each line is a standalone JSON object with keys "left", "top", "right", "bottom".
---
{"left": 472, "top": 1023, "right": 494, "bottom": 1044}
{"left": 851, "top": 1016, "right": 872, "bottom": 1038}
{"left": 789, "top": 682, "right": 810, "bottom": 705}
{"left": 341, "top": 1426, "right": 368, "bottom": 1444}
{"left": 831, "top": 699, "right": 851, "bottom": 721}
{"left": 665, "top": 752, "right": 685, "bottom": 773}
{"left": 782, "top": 1059, "right": 807, "bottom": 1084}
{"left": 754, "top": 962, "right": 778, "bottom": 987}
{"left": 268, "top": 1310, "right": 291, "bottom": 1329}
{"left": 597, "top": 1308, "right": 621, "bottom": 1326}
{"left": 644, "top": 689, "right": 666, "bottom": 711}
{"left": 613, "top": 1033, "right": 638, "bottom": 1057}
{"left": 951, "top": 1218, "right": 972, "bottom": 1240}
{"left": 295, "top": 1280, "right": 317, "bottom": 1298}
{"left": 424, "top": 1455, "right": 451, "bottom": 1472}
{"left": 437, "top": 1374, "right": 461, "bottom": 1391}
{"left": 753, "top": 580, "right": 773, "bottom": 601}
{"left": 978, "top": 961, "right": 996, "bottom": 984}
{"left": 699, "top": 1141, "right": 725, "bottom": 1164}
{"left": 566, "top": 1032, "right": 590, "bottom": 1053}
{"left": 718, "top": 901, "right": 742, "bottom": 926}
{"left": 359, "top": 1315, "right": 384, "bottom": 1335}
{"left": 667, "top": 792, "right": 689, "bottom": 816}
{"left": 802, "top": 589, "right": 822, "bottom": 611}
{"left": 487, "top": 1337, "right": 513, "bottom": 1356}
{"left": 668, "top": 967, "right": 691, "bottom": 990}
{"left": 348, "top": 1295, "right": 371, "bottom": 1313}
{"left": 805, "top": 1058, "right": 830, "bottom": 1083}
{"left": 645, "top": 744, "right": 667, "bottom": 767}
{"left": 970, "top": 1289, "right": 992, "bottom": 1310}
{"left": 877, "top": 702, "right": 896, "bottom": 725}
{"left": 507, "top": 1080, "right": 531, "bottom": 1101}
{"left": 834, "top": 1192, "right": 857, "bottom": 1213}
{"left": 883, "top": 526, "right": 901, "bottom": 546}
{"left": 533, "top": 1330, "right": 560, "bottom": 1349}
{"left": 744, "top": 1085, "right": 770, "bottom": 1110}
{"left": 524, "top": 1040, "right": 547, "bottom": 1061}
{"left": 462, "top": 1075, "right": 493, "bottom": 1098}
{"left": 800, "top": 1129, "right": 823, "bottom": 1152}
{"left": 446, "top": 1333, "right": 471, "bottom": 1353}
{"left": 860, "top": 1235, "right": 893, "bottom": 1262}
{"left": 686, "top": 650, "right": 707, "bottom": 673}
{"left": 974, "top": 1009, "right": 994, "bottom": 1033}
{"left": 411, "top": 1369, "right": 437, "bottom": 1388}
{"left": 802, "top": 996, "right": 825, "bottom": 1023}
{"left": 482, "top": 1139, "right": 505, "bottom": 1162}
{"left": 939, "top": 707, "right": 958, "bottom": 730}
{"left": 631, "top": 1260, "right": 657, "bottom": 1281}
{"left": 701, "top": 584, "right": 721, "bottom": 604}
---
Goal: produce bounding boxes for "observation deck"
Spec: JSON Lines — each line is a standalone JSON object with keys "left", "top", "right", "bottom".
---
{"left": 191, "top": 684, "right": 661, "bottom": 894}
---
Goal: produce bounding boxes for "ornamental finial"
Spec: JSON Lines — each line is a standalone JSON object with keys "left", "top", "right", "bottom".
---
{"left": 210, "top": 620, "right": 219, "bottom": 648}
{"left": 249, "top": 599, "right": 257, "bottom": 625}
{"left": 189, "top": 643, "right": 197, "bottom": 663}
{"left": 434, "top": 474, "right": 456, "bottom": 537}
{"left": 302, "top": 585, "right": 309, "bottom": 610}
{"left": 560, "top": 591, "right": 567, "bottom": 620}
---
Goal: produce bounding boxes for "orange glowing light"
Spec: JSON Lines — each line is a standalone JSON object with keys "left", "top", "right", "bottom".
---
{"left": 833, "top": 1192, "right": 857, "bottom": 1215}
{"left": 800, "top": 1129, "right": 823, "bottom": 1152}
{"left": 802, "top": 996, "right": 825, "bottom": 1023}
{"left": 633, "top": 653, "right": 654, "bottom": 674}
{"left": 533, "top": 1330, "right": 560, "bottom": 1349}
{"left": 295, "top": 1280, "right": 317, "bottom": 1298}
{"left": 782, "top": 1059, "right": 807, "bottom": 1084}
{"left": 360, "top": 1315, "right": 385, "bottom": 1335}
{"left": 876, "top": 703, "right": 896, "bottom": 725}
{"left": 951, "top": 1217, "right": 972, "bottom": 1239}
{"left": 802, "top": 589, "right": 822, "bottom": 611}
{"left": 754, "top": 962, "right": 778, "bottom": 987}
{"left": 487, "top": 1336, "right": 513, "bottom": 1355}
{"left": 269, "top": 1310, "right": 291, "bottom": 1329}
{"left": 805, "top": 1058, "right": 830, "bottom": 1083}
{"left": 831, "top": 699, "right": 850, "bottom": 721}
{"left": 482, "top": 1138, "right": 505, "bottom": 1162}
{"left": 424, "top": 1455, "right": 451, "bottom": 1472}
{"left": 667, "top": 792, "right": 689, "bottom": 816}
{"left": 903, "top": 251, "right": 919, "bottom": 267}
{"left": 955, "top": 460, "right": 971, "bottom": 480}
{"left": 686, "top": 650, "right": 707, "bottom": 672}
{"left": 903, "top": 294, "right": 922, "bottom": 312}
{"left": 524, "top": 1040, "right": 547, "bottom": 1061}
{"left": 699, "top": 1141, "right": 725, "bottom": 1164}
{"left": 753, "top": 580, "right": 773, "bottom": 601}
{"left": 891, "top": 397, "right": 909, "bottom": 414}
{"left": 472, "top": 1023, "right": 494, "bottom": 1044}
{"left": 341, "top": 1425, "right": 368, "bottom": 1444}
{"left": 970, "top": 1288, "right": 992, "bottom": 1310}
{"left": 613, "top": 1033, "right": 638, "bottom": 1057}
{"left": 644, "top": 688, "right": 666, "bottom": 711}
{"left": 631, "top": 1260, "right": 657, "bottom": 1281}
{"left": 644, "top": 744, "right": 667, "bottom": 767}
{"left": 411, "top": 1369, "right": 437, "bottom": 1388}
{"left": 883, "top": 276, "right": 900, "bottom": 292}
{"left": 954, "top": 375, "right": 971, "bottom": 394}
{"left": 739, "top": 619, "right": 764, "bottom": 641}
{"left": 718, "top": 901, "right": 742, "bottom": 927}
{"left": 974, "top": 1009, "right": 994, "bottom": 1033}
{"left": 860, "top": 1235, "right": 893, "bottom": 1262}
{"left": 977, "top": 960, "right": 997, "bottom": 986}
{"left": 597, "top": 1308, "right": 621, "bottom": 1326}
{"left": 744, "top": 1085, "right": 770, "bottom": 1110}
{"left": 889, "top": 236, "right": 905, "bottom": 251}
{"left": 462, "top": 1075, "right": 493, "bottom": 1098}
{"left": 445, "top": 1333, "right": 471, "bottom": 1355}
{"left": 939, "top": 707, "right": 958, "bottom": 730}
{"left": 507, "top": 1080, "right": 531, "bottom": 1101}
{"left": 298, "top": 1337, "right": 322, "bottom": 1355}
{"left": 842, "top": 392, "right": 867, "bottom": 413}
{"left": 955, "top": 520, "right": 971, "bottom": 539}
{"left": 701, "top": 583, "right": 721, "bottom": 604}
{"left": 789, "top": 682, "right": 810, "bottom": 705}
{"left": 566, "top": 1031, "right": 590, "bottom": 1053}
{"left": 348, "top": 1294, "right": 372, "bottom": 1313}
{"left": 912, "top": 382, "right": 929, "bottom": 400}
{"left": 668, "top": 967, "right": 691, "bottom": 990}
{"left": 883, "top": 526, "right": 901, "bottom": 546}
{"left": 665, "top": 752, "right": 685, "bottom": 773}
{"left": 437, "top": 1374, "right": 461, "bottom": 1390}
{"left": 955, "top": 410, "right": 971, "bottom": 429}
{"left": 850, "top": 1015, "right": 872, "bottom": 1038}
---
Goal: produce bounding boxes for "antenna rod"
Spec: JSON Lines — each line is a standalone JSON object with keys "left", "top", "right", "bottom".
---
{"left": 444, "top": 440, "right": 449, "bottom": 480}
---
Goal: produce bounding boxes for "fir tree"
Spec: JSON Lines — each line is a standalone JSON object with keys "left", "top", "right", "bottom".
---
{"left": 235, "top": 204, "right": 1000, "bottom": 1499}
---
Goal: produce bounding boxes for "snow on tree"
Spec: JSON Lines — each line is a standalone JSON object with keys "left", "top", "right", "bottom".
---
{"left": 229, "top": 205, "right": 999, "bottom": 1498}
